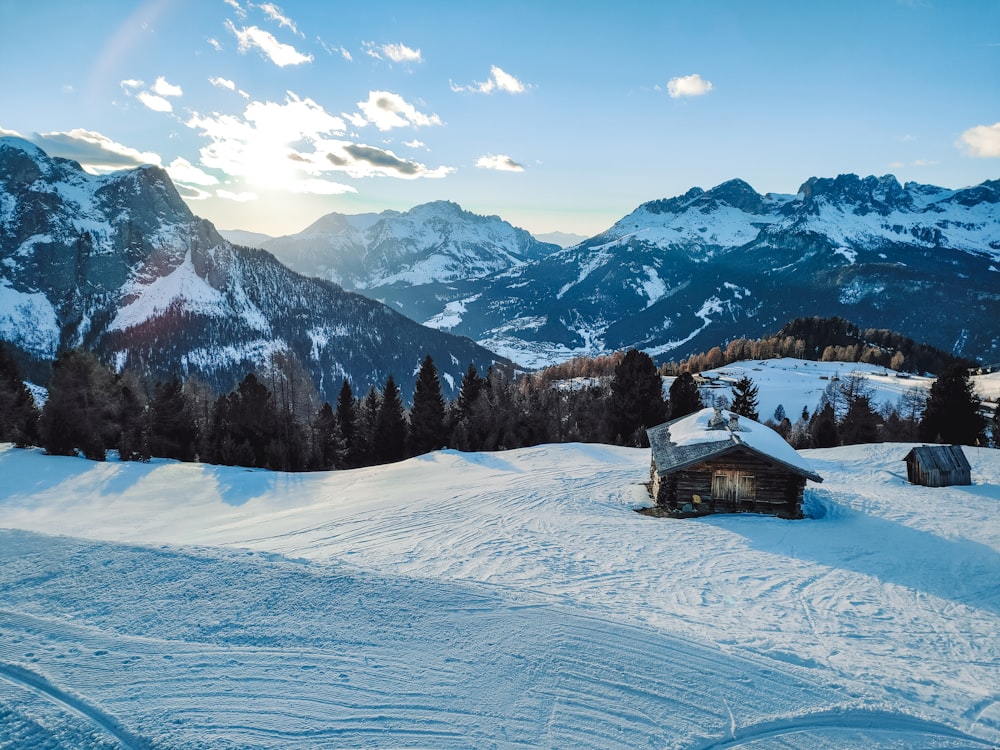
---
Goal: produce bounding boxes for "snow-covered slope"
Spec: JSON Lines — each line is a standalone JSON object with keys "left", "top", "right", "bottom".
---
{"left": 0, "top": 137, "right": 507, "bottom": 401}
{"left": 1, "top": 440, "right": 998, "bottom": 748}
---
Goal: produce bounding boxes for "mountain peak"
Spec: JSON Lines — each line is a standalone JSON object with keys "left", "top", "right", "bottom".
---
{"left": 797, "top": 173, "right": 908, "bottom": 213}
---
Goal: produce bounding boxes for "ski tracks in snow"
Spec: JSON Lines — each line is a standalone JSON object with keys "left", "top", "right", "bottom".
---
{"left": 0, "top": 660, "right": 147, "bottom": 749}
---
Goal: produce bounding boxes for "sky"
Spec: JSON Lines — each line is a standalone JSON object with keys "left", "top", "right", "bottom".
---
{"left": 0, "top": 0, "right": 998, "bottom": 239}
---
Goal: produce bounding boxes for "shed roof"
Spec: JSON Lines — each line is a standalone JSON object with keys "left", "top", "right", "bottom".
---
{"left": 647, "top": 407, "right": 823, "bottom": 483}
{"left": 902, "top": 445, "right": 971, "bottom": 474}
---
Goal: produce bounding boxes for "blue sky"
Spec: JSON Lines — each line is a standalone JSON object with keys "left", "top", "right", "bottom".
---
{"left": 1, "top": 0, "right": 998, "bottom": 238}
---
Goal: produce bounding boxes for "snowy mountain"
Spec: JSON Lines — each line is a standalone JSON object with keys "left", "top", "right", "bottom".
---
{"left": 228, "top": 200, "right": 558, "bottom": 292}
{"left": 2, "top": 437, "right": 999, "bottom": 748}
{"left": 390, "top": 175, "right": 1000, "bottom": 368}
{"left": 0, "top": 137, "right": 507, "bottom": 400}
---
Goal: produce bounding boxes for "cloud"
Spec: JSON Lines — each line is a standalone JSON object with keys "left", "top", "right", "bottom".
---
{"left": 223, "top": 0, "right": 246, "bottom": 18}
{"left": 475, "top": 154, "right": 525, "bottom": 172}
{"left": 151, "top": 76, "right": 182, "bottom": 97}
{"left": 217, "top": 189, "right": 258, "bottom": 202}
{"left": 27, "top": 129, "right": 162, "bottom": 172}
{"left": 210, "top": 76, "right": 236, "bottom": 90}
{"left": 666, "top": 73, "right": 713, "bottom": 98}
{"left": 958, "top": 121, "right": 1000, "bottom": 158}
{"left": 226, "top": 20, "right": 312, "bottom": 66}
{"left": 404, "top": 139, "right": 427, "bottom": 149}
{"left": 355, "top": 90, "right": 442, "bottom": 131}
{"left": 364, "top": 41, "right": 422, "bottom": 64}
{"left": 120, "top": 79, "right": 144, "bottom": 90}
{"left": 452, "top": 65, "right": 526, "bottom": 94}
{"left": 136, "top": 91, "right": 173, "bottom": 112}
{"left": 167, "top": 157, "right": 218, "bottom": 186}
{"left": 257, "top": 3, "right": 301, "bottom": 36}
{"left": 186, "top": 93, "right": 347, "bottom": 184}
{"left": 175, "top": 184, "right": 212, "bottom": 200}
{"left": 383, "top": 43, "right": 422, "bottom": 63}
{"left": 208, "top": 37, "right": 223, "bottom": 51}
{"left": 314, "top": 141, "right": 452, "bottom": 179}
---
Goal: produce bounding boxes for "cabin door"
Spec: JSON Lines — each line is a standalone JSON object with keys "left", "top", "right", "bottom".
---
{"left": 712, "top": 470, "right": 756, "bottom": 506}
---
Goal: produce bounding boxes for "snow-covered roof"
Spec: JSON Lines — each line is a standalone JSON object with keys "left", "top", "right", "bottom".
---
{"left": 647, "top": 407, "right": 822, "bottom": 482}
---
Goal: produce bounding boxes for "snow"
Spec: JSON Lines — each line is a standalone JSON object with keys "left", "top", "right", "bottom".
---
{"left": 0, "top": 281, "right": 59, "bottom": 358}
{"left": 697, "top": 358, "right": 939, "bottom": 422}
{"left": 1, "top": 437, "right": 998, "bottom": 749}
{"left": 665, "top": 406, "right": 818, "bottom": 476}
{"left": 423, "top": 294, "right": 480, "bottom": 330}
{"left": 109, "top": 247, "right": 271, "bottom": 334}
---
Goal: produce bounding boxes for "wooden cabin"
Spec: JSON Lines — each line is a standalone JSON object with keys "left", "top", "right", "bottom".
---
{"left": 646, "top": 407, "right": 822, "bottom": 518}
{"left": 902, "top": 445, "right": 971, "bottom": 487}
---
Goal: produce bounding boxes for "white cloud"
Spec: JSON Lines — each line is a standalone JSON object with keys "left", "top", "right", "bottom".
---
{"left": 362, "top": 41, "right": 422, "bottom": 65}
{"left": 381, "top": 43, "right": 422, "bottom": 63}
{"left": 210, "top": 76, "right": 236, "bottom": 90}
{"left": 136, "top": 91, "right": 174, "bottom": 112}
{"left": 356, "top": 90, "right": 442, "bottom": 131}
{"left": 475, "top": 154, "right": 525, "bottom": 172}
{"left": 0, "top": 127, "right": 23, "bottom": 137}
{"left": 258, "top": 3, "right": 301, "bottom": 35}
{"left": 152, "top": 76, "right": 183, "bottom": 98}
{"left": 28, "top": 129, "right": 162, "bottom": 172}
{"left": 452, "top": 65, "right": 526, "bottom": 95}
{"left": 667, "top": 73, "right": 713, "bottom": 99}
{"left": 223, "top": 0, "right": 246, "bottom": 17}
{"left": 208, "top": 37, "right": 223, "bottom": 52}
{"left": 226, "top": 20, "right": 312, "bottom": 66}
{"left": 404, "top": 139, "right": 427, "bottom": 150}
{"left": 959, "top": 121, "right": 1000, "bottom": 158}
{"left": 217, "top": 189, "right": 258, "bottom": 202}
{"left": 167, "top": 157, "right": 218, "bottom": 186}
{"left": 120, "top": 79, "right": 144, "bottom": 90}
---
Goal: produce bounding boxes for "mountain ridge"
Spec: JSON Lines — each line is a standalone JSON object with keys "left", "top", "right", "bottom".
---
{"left": 0, "top": 136, "right": 508, "bottom": 401}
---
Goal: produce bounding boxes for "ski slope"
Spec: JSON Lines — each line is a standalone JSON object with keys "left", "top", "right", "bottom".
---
{"left": 0, "top": 440, "right": 998, "bottom": 749}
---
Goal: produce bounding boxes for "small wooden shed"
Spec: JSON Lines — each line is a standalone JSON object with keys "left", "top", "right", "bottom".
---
{"left": 646, "top": 407, "right": 822, "bottom": 518}
{"left": 902, "top": 445, "right": 971, "bottom": 487}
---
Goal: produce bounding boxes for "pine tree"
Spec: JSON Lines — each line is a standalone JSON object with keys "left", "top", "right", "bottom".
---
{"left": 810, "top": 403, "right": 839, "bottom": 448}
{"left": 919, "top": 364, "right": 986, "bottom": 445}
{"left": 38, "top": 350, "right": 117, "bottom": 460}
{"left": 839, "top": 395, "right": 880, "bottom": 445}
{"left": 205, "top": 373, "right": 276, "bottom": 468}
{"left": 115, "top": 374, "right": 150, "bottom": 462}
{"left": 354, "top": 386, "right": 381, "bottom": 466}
{"left": 373, "top": 375, "right": 407, "bottom": 464}
{"left": 310, "top": 402, "right": 346, "bottom": 470}
{"left": 335, "top": 380, "right": 358, "bottom": 466}
{"left": 409, "top": 355, "right": 447, "bottom": 456}
{"left": 668, "top": 371, "right": 703, "bottom": 421}
{"left": 0, "top": 342, "right": 39, "bottom": 447}
{"left": 149, "top": 374, "right": 199, "bottom": 461}
{"left": 455, "top": 364, "right": 484, "bottom": 421}
{"left": 608, "top": 349, "right": 668, "bottom": 445}
{"left": 730, "top": 375, "right": 760, "bottom": 421}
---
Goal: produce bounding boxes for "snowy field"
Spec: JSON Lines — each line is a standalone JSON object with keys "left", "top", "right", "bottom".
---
{"left": 1, "top": 439, "right": 999, "bottom": 749}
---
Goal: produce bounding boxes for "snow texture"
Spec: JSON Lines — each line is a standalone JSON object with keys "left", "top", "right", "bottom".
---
{"left": 1, "top": 433, "right": 998, "bottom": 748}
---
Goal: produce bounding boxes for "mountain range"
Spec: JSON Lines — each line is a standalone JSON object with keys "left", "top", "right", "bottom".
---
{"left": 234, "top": 175, "right": 1000, "bottom": 369}
{"left": 0, "top": 137, "right": 506, "bottom": 402}
{"left": 2, "top": 135, "right": 998, "bottom": 403}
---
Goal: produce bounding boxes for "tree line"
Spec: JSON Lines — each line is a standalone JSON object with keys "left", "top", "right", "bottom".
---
{"left": 1, "top": 342, "right": 995, "bottom": 472}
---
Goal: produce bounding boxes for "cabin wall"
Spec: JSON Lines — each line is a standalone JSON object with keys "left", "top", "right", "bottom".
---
{"left": 653, "top": 451, "right": 806, "bottom": 517}
{"left": 904, "top": 458, "right": 971, "bottom": 487}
